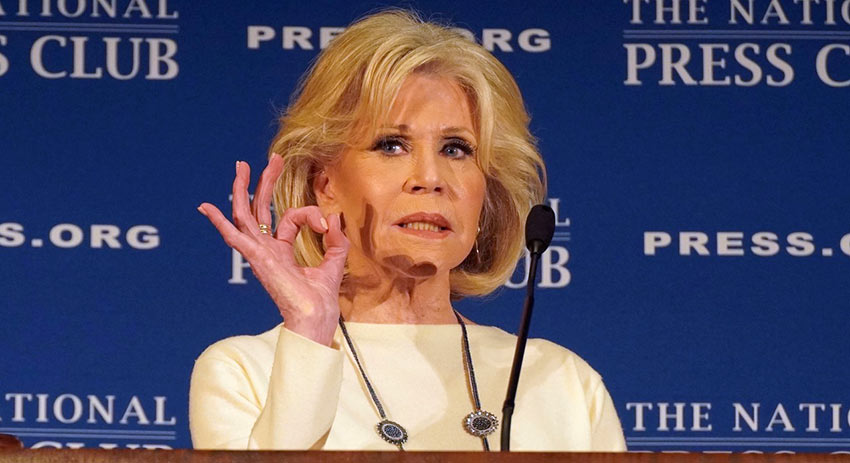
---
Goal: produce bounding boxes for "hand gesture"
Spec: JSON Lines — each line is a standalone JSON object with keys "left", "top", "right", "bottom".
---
{"left": 197, "top": 155, "right": 349, "bottom": 346}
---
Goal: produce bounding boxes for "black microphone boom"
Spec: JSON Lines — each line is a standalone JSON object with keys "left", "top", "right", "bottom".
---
{"left": 500, "top": 204, "right": 555, "bottom": 451}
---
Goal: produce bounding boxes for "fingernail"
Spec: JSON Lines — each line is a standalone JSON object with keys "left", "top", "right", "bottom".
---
{"left": 235, "top": 161, "right": 240, "bottom": 171}
{"left": 197, "top": 205, "right": 208, "bottom": 216}
{"left": 320, "top": 217, "right": 329, "bottom": 231}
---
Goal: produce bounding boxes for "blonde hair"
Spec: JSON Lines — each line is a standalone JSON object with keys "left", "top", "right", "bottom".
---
{"left": 271, "top": 9, "right": 546, "bottom": 298}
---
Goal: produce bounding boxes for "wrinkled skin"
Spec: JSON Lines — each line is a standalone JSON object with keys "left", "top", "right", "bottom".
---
{"left": 199, "top": 74, "right": 485, "bottom": 344}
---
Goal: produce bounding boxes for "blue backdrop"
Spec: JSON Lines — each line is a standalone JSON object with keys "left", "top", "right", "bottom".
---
{"left": 2, "top": 0, "right": 849, "bottom": 453}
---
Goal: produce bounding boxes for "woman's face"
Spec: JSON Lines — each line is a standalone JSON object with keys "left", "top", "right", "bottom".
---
{"left": 319, "top": 73, "right": 486, "bottom": 279}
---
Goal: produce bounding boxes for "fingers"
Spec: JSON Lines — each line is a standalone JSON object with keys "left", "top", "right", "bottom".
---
{"left": 197, "top": 202, "right": 256, "bottom": 253}
{"left": 251, "top": 154, "right": 285, "bottom": 230}
{"left": 323, "top": 212, "right": 349, "bottom": 252}
{"left": 318, "top": 212, "right": 350, "bottom": 279}
{"left": 275, "top": 206, "right": 329, "bottom": 244}
{"left": 232, "top": 161, "right": 260, "bottom": 237}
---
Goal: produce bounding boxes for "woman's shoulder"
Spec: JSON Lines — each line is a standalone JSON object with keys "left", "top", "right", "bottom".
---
{"left": 470, "top": 324, "right": 605, "bottom": 383}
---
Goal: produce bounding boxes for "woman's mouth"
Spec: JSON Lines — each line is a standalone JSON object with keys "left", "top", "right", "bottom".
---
{"left": 394, "top": 213, "right": 452, "bottom": 238}
{"left": 400, "top": 221, "right": 446, "bottom": 232}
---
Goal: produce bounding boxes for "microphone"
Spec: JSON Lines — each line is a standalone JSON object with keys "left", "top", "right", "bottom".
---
{"left": 525, "top": 204, "right": 556, "bottom": 256}
{"left": 501, "top": 204, "right": 555, "bottom": 451}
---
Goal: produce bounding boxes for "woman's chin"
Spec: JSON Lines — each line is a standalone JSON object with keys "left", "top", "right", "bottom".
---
{"left": 350, "top": 243, "right": 463, "bottom": 280}
{"left": 381, "top": 255, "right": 440, "bottom": 278}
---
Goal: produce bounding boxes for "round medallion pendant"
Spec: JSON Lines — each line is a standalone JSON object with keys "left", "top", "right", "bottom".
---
{"left": 376, "top": 419, "right": 408, "bottom": 446}
{"left": 464, "top": 410, "right": 499, "bottom": 437}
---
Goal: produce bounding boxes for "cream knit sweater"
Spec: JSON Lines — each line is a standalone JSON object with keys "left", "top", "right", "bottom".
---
{"left": 189, "top": 322, "right": 626, "bottom": 451}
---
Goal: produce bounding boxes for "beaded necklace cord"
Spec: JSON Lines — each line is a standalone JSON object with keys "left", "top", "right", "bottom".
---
{"left": 337, "top": 310, "right": 499, "bottom": 451}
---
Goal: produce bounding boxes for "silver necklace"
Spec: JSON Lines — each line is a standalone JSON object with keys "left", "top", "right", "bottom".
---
{"left": 338, "top": 310, "right": 499, "bottom": 451}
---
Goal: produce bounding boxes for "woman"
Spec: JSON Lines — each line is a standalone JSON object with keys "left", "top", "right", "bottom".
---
{"left": 191, "top": 10, "right": 625, "bottom": 451}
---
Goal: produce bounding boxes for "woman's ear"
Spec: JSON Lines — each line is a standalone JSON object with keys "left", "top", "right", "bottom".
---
{"left": 313, "top": 168, "right": 337, "bottom": 210}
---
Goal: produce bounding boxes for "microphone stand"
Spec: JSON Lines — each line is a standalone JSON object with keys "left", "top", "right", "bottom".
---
{"left": 500, "top": 240, "right": 545, "bottom": 451}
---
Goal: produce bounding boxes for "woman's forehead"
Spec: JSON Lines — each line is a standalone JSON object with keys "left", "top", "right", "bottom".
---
{"left": 367, "top": 75, "right": 477, "bottom": 135}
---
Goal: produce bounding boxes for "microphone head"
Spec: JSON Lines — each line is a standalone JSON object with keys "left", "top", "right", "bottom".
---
{"left": 525, "top": 204, "right": 556, "bottom": 254}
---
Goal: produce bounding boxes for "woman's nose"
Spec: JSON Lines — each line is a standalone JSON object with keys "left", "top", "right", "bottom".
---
{"left": 403, "top": 151, "right": 447, "bottom": 194}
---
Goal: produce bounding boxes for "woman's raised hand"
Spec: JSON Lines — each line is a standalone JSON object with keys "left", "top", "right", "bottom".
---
{"left": 197, "top": 155, "right": 349, "bottom": 346}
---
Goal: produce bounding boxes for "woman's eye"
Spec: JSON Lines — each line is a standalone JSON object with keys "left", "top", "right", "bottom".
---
{"left": 371, "top": 137, "right": 407, "bottom": 155}
{"left": 443, "top": 140, "right": 475, "bottom": 159}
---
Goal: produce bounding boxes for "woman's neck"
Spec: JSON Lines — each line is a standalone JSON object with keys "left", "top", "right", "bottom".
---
{"left": 338, "top": 269, "right": 456, "bottom": 324}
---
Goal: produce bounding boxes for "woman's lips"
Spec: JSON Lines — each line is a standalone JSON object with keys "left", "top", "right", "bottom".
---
{"left": 395, "top": 223, "right": 451, "bottom": 239}
{"left": 394, "top": 213, "right": 452, "bottom": 238}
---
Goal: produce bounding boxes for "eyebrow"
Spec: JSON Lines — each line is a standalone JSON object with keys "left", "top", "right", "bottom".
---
{"left": 441, "top": 126, "right": 476, "bottom": 139}
{"left": 379, "top": 125, "right": 476, "bottom": 139}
